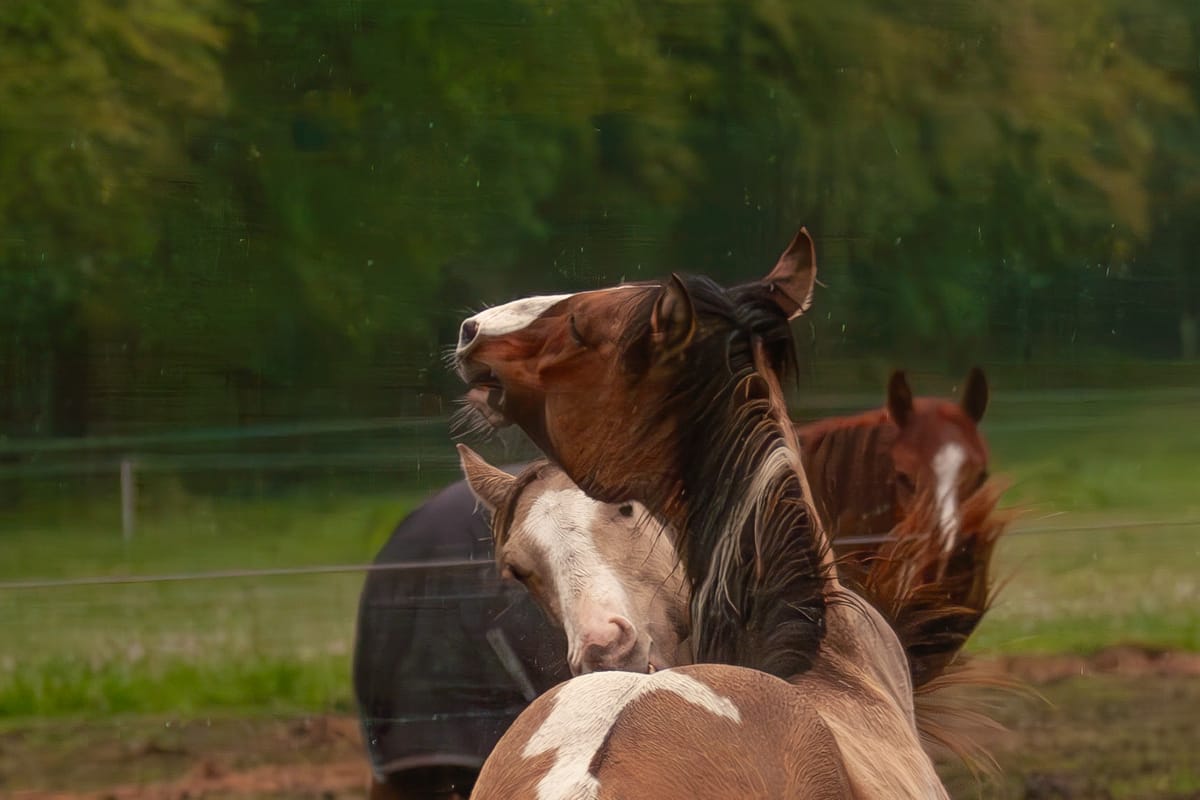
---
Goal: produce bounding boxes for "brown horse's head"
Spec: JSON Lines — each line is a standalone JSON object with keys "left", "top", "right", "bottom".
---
{"left": 456, "top": 227, "right": 827, "bottom": 677}
{"left": 455, "top": 227, "right": 816, "bottom": 515}
{"left": 886, "top": 368, "right": 990, "bottom": 553}
{"left": 458, "top": 445, "right": 689, "bottom": 676}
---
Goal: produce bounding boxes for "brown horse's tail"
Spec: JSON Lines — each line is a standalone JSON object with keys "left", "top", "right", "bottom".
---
{"left": 858, "top": 478, "right": 1023, "bottom": 771}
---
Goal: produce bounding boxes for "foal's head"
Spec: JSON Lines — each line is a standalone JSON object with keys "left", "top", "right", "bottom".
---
{"left": 454, "top": 228, "right": 817, "bottom": 513}
{"left": 887, "top": 368, "right": 990, "bottom": 552}
{"left": 458, "top": 445, "right": 688, "bottom": 676}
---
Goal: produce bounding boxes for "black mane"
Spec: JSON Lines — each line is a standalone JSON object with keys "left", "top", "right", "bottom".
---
{"left": 621, "top": 274, "right": 830, "bottom": 679}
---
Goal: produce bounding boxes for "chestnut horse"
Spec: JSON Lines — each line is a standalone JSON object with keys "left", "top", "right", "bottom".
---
{"left": 799, "top": 368, "right": 990, "bottom": 578}
{"left": 459, "top": 447, "right": 1011, "bottom": 768}
{"left": 455, "top": 227, "right": 951, "bottom": 798}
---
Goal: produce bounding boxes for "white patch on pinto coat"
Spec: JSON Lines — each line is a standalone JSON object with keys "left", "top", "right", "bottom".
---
{"left": 932, "top": 442, "right": 966, "bottom": 554}
{"left": 524, "top": 669, "right": 742, "bottom": 800}
{"left": 522, "top": 488, "right": 636, "bottom": 672}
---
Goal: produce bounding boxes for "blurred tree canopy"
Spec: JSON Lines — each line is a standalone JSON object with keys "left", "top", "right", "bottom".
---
{"left": 1, "top": 0, "right": 1198, "bottom": 434}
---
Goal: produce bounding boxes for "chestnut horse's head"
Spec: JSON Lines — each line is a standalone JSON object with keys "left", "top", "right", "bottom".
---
{"left": 458, "top": 445, "right": 689, "bottom": 676}
{"left": 454, "top": 227, "right": 817, "bottom": 514}
{"left": 886, "top": 368, "right": 990, "bottom": 553}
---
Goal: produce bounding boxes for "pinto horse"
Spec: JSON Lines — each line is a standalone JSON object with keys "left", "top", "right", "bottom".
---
{"left": 455, "top": 227, "right": 951, "bottom": 798}
{"left": 799, "top": 368, "right": 990, "bottom": 579}
{"left": 353, "top": 372, "right": 989, "bottom": 797}
{"left": 459, "top": 447, "right": 1012, "bottom": 771}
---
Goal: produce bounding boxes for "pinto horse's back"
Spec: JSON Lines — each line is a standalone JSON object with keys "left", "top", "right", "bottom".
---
{"left": 472, "top": 665, "right": 855, "bottom": 800}
{"left": 352, "top": 468, "right": 570, "bottom": 790}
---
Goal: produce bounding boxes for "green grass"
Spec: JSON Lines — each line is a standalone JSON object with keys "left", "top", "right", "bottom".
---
{"left": 0, "top": 389, "right": 1198, "bottom": 717}
{"left": 0, "top": 486, "right": 427, "bottom": 719}
{"left": 967, "top": 386, "right": 1200, "bottom": 654}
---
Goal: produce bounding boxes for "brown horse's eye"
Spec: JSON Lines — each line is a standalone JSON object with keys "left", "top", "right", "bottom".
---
{"left": 896, "top": 473, "right": 916, "bottom": 493}
{"left": 618, "top": 504, "right": 634, "bottom": 517}
{"left": 568, "top": 314, "right": 587, "bottom": 347}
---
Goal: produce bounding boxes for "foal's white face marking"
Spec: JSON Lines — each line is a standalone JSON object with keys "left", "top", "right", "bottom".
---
{"left": 522, "top": 488, "right": 637, "bottom": 672}
{"left": 457, "top": 285, "right": 642, "bottom": 353}
{"left": 524, "top": 670, "right": 741, "bottom": 800}
{"left": 932, "top": 442, "right": 966, "bottom": 553}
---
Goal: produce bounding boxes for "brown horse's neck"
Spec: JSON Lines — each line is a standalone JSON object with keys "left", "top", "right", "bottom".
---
{"left": 668, "top": 333, "right": 834, "bottom": 680}
{"left": 798, "top": 415, "right": 898, "bottom": 539}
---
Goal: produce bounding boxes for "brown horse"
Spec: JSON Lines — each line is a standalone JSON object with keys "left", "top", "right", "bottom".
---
{"left": 798, "top": 368, "right": 991, "bottom": 578}
{"left": 459, "top": 447, "right": 1011, "bottom": 770}
{"left": 455, "top": 228, "right": 952, "bottom": 798}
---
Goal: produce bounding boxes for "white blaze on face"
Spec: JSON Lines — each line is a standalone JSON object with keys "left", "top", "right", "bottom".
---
{"left": 460, "top": 293, "right": 572, "bottom": 347}
{"left": 932, "top": 443, "right": 966, "bottom": 554}
{"left": 457, "top": 285, "right": 643, "bottom": 354}
{"left": 522, "top": 488, "right": 634, "bottom": 670}
{"left": 524, "top": 670, "right": 742, "bottom": 800}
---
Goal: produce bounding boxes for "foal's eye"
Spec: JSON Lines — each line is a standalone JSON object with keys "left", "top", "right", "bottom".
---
{"left": 568, "top": 314, "right": 587, "bottom": 347}
{"left": 618, "top": 504, "right": 634, "bottom": 517}
{"left": 896, "top": 474, "right": 916, "bottom": 492}
{"left": 504, "top": 563, "right": 530, "bottom": 583}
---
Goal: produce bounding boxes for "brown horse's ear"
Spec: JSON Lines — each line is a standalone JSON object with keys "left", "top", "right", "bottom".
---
{"left": 457, "top": 444, "right": 516, "bottom": 513}
{"left": 961, "top": 366, "right": 989, "bottom": 423}
{"left": 650, "top": 273, "right": 696, "bottom": 359}
{"left": 762, "top": 226, "right": 817, "bottom": 320}
{"left": 887, "top": 370, "right": 914, "bottom": 428}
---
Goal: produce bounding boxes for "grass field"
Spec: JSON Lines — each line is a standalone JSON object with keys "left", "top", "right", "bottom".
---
{"left": 0, "top": 388, "right": 1197, "bottom": 719}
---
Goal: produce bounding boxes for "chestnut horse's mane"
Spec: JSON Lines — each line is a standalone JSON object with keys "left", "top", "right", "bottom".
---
{"left": 617, "top": 275, "right": 830, "bottom": 679}
{"left": 859, "top": 477, "right": 1018, "bottom": 771}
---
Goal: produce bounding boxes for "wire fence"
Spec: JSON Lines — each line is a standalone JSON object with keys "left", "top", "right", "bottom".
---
{"left": 3, "top": 388, "right": 1198, "bottom": 593}
{"left": 1, "top": 515, "right": 1196, "bottom": 593}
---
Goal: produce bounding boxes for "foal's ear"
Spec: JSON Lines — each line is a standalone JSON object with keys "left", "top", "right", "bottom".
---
{"left": 457, "top": 444, "right": 516, "bottom": 512}
{"left": 887, "top": 370, "right": 914, "bottom": 428}
{"left": 961, "top": 366, "right": 989, "bottom": 423}
{"left": 762, "top": 226, "right": 817, "bottom": 320}
{"left": 650, "top": 273, "right": 696, "bottom": 359}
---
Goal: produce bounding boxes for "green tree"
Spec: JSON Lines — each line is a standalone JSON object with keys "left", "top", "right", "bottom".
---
{"left": 0, "top": 0, "right": 234, "bottom": 433}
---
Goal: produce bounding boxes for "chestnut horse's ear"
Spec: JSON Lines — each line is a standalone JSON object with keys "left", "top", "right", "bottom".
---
{"left": 887, "top": 370, "right": 914, "bottom": 428}
{"left": 762, "top": 226, "right": 817, "bottom": 320}
{"left": 457, "top": 444, "right": 516, "bottom": 513}
{"left": 961, "top": 366, "right": 989, "bottom": 423}
{"left": 650, "top": 273, "right": 696, "bottom": 359}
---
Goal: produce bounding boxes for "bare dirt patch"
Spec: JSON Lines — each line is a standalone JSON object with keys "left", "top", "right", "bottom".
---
{"left": 3, "top": 647, "right": 1198, "bottom": 800}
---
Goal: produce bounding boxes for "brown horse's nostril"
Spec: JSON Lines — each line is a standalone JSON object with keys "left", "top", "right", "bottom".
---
{"left": 460, "top": 319, "right": 479, "bottom": 347}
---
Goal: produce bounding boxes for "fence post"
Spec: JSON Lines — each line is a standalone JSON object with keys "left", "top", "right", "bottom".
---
{"left": 120, "top": 458, "right": 136, "bottom": 542}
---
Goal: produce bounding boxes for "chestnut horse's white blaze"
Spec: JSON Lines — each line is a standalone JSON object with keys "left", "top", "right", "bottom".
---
{"left": 933, "top": 442, "right": 966, "bottom": 553}
{"left": 524, "top": 488, "right": 639, "bottom": 673}
{"left": 525, "top": 670, "right": 741, "bottom": 800}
